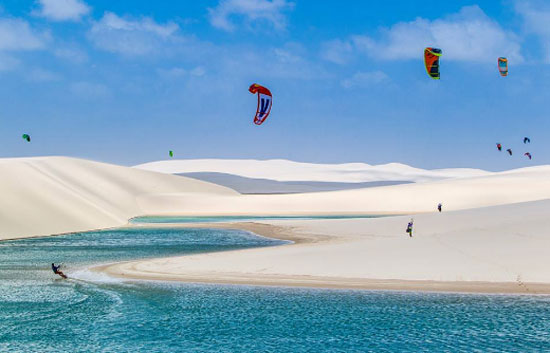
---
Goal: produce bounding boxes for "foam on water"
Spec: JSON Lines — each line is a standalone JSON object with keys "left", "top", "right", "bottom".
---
{"left": 68, "top": 268, "right": 125, "bottom": 284}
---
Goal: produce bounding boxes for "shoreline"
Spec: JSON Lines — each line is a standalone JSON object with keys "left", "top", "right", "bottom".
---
{"left": 97, "top": 221, "right": 550, "bottom": 295}
{"left": 128, "top": 221, "right": 332, "bottom": 244}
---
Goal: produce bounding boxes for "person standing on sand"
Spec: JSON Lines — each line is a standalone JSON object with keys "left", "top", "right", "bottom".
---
{"left": 437, "top": 203, "right": 442, "bottom": 212}
{"left": 406, "top": 219, "right": 414, "bottom": 237}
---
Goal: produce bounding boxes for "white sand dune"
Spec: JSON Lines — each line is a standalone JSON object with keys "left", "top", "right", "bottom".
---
{"left": 138, "top": 165, "right": 550, "bottom": 215}
{"left": 135, "top": 159, "right": 492, "bottom": 183}
{"left": 0, "top": 157, "right": 237, "bottom": 240}
{"left": 4, "top": 156, "right": 550, "bottom": 292}
{"left": 2, "top": 156, "right": 549, "bottom": 236}
{"left": 177, "top": 172, "right": 413, "bottom": 194}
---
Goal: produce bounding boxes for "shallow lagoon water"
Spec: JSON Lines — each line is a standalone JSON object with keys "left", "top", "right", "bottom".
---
{"left": 1, "top": 227, "right": 550, "bottom": 352}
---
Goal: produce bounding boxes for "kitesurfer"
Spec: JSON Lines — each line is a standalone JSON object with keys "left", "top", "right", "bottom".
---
{"left": 406, "top": 219, "right": 414, "bottom": 237}
{"left": 51, "top": 263, "right": 67, "bottom": 279}
{"left": 437, "top": 203, "right": 442, "bottom": 212}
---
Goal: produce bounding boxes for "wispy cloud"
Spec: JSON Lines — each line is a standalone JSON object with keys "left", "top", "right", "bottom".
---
{"left": 157, "top": 66, "right": 206, "bottom": 80}
{"left": 70, "top": 81, "right": 110, "bottom": 98}
{"left": 0, "top": 54, "right": 20, "bottom": 71}
{"left": 214, "top": 43, "right": 329, "bottom": 80}
{"left": 0, "top": 18, "right": 48, "bottom": 51}
{"left": 26, "top": 67, "right": 60, "bottom": 82}
{"left": 515, "top": 1, "right": 550, "bottom": 62}
{"left": 320, "top": 39, "right": 353, "bottom": 64}
{"left": 208, "top": 0, "right": 293, "bottom": 32}
{"left": 34, "top": 0, "right": 91, "bottom": 22}
{"left": 324, "top": 6, "right": 522, "bottom": 64}
{"left": 88, "top": 12, "right": 180, "bottom": 55}
{"left": 54, "top": 47, "right": 88, "bottom": 64}
{"left": 341, "top": 71, "right": 389, "bottom": 88}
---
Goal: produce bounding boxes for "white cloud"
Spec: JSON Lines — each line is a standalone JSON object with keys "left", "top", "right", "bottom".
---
{"left": 54, "top": 47, "right": 88, "bottom": 63}
{"left": 208, "top": 0, "right": 293, "bottom": 31}
{"left": 320, "top": 39, "right": 353, "bottom": 64}
{"left": 216, "top": 45, "right": 329, "bottom": 80}
{"left": 515, "top": 1, "right": 550, "bottom": 62}
{"left": 0, "top": 54, "right": 20, "bottom": 71}
{"left": 88, "top": 12, "right": 180, "bottom": 55}
{"left": 157, "top": 67, "right": 186, "bottom": 79}
{"left": 331, "top": 6, "right": 522, "bottom": 64}
{"left": 273, "top": 48, "right": 300, "bottom": 63}
{"left": 341, "top": 71, "right": 389, "bottom": 88}
{"left": 190, "top": 66, "right": 206, "bottom": 76}
{"left": 70, "top": 81, "right": 110, "bottom": 98}
{"left": 34, "top": 0, "right": 90, "bottom": 22}
{"left": 157, "top": 66, "right": 205, "bottom": 79}
{"left": 26, "top": 67, "right": 60, "bottom": 82}
{"left": 0, "top": 18, "right": 47, "bottom": 51}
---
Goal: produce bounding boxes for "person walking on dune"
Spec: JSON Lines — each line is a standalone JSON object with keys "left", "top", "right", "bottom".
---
{"left": 406, "top": 219, "right": 414, "bottom": 237}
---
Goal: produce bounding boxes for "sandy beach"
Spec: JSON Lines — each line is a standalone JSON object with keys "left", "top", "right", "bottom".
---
{"left": 3, "top": 156, "right": 550, "bottom": 293}
{"left": 101, "top": 199, "right": 550, "bottom": 294}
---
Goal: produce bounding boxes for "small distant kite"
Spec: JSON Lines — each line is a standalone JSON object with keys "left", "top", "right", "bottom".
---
{"left": 524, "top": 137, "right": 531, "bottom": 144}
{"left": 22, "top": 134, "right": 31, "bottom": 142}
{"left": 524, "top": 152, "right": 532, "bottom": 160}
{"left": 169, "top": 150, "right": 174, "bottom": 158}
{"left": 498, "top": 57, "right": 508, "bottom": 77}
{"left": 249, "top": 83, "right": 272, "bottom": 125}
{"left": 496, "top": 143, "right": 502, "bottom": 151}
{"left": 506, "top": 148, "right": 513, "bottom": 156}
{"left": 424, "top": 48, "right": 442, "bottom": 80}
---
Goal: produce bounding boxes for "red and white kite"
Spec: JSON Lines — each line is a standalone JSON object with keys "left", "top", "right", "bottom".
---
{"left": 248, "top": 83, "right": 272, "bottom": 125}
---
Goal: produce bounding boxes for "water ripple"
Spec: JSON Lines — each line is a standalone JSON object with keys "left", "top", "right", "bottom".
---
{"left": 1, "top": 228, "right": 549, "bottom": 351}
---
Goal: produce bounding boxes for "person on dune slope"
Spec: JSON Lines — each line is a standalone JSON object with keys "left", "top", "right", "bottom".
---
{"left": 406, "top": 219, "right": 414, "bottom": 238}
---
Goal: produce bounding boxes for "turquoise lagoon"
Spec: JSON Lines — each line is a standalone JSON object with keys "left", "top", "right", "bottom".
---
{"left": 1, "top": 226, "right": 550, "bottom": 352}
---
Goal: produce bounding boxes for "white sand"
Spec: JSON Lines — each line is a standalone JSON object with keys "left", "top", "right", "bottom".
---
{"left": 139, "top": 165, "right": 550, "bottom": 215}
{"left": 102, "top": 199, "right": 550, "bottom": 292}
{"left": 4, "top": 156, "right": 550, "bottom": 292}
{"left": 0, "top": 157, "right": 236, "bottom": 240}
{"left": 136, "top": 158, "right": 491, "bottom": 183}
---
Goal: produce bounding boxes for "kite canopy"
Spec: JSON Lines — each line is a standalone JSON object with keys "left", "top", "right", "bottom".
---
{"left": 424, "top": 48, "right": 442, "bottom": 80}
{"left": 169, "top": 150, "right": 173, "bottom": 158}
{"left": 525, "top": 152, "right": 532, "bottom": 160}
{"left": 248, "top": 83, "right": 272, "bottom": 125}
{"left": 523, "top": 137, "right": 530, "bottom": 144}
{"left": 506, "top": 148, "right": 513, "bottom": 156}
{"left": 496, "top": 143, "right": 502, "bottom": 151}
{"left": 22, "top": 134, "right": 30, "bottom": 142}
{"left": 498, "top": 57, "right": 508, "bottom": 77}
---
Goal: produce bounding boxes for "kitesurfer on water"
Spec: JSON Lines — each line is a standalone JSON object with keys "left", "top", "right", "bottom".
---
{"left": 51, "top": 263, "right": 67, "bottom": 279}
{"left": 438, "top": 203, "right": 442, "bottom": 212}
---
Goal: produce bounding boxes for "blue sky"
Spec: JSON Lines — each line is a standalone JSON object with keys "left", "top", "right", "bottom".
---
{"left": 0, "top": 0, "right": 549, "bottom": 170}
